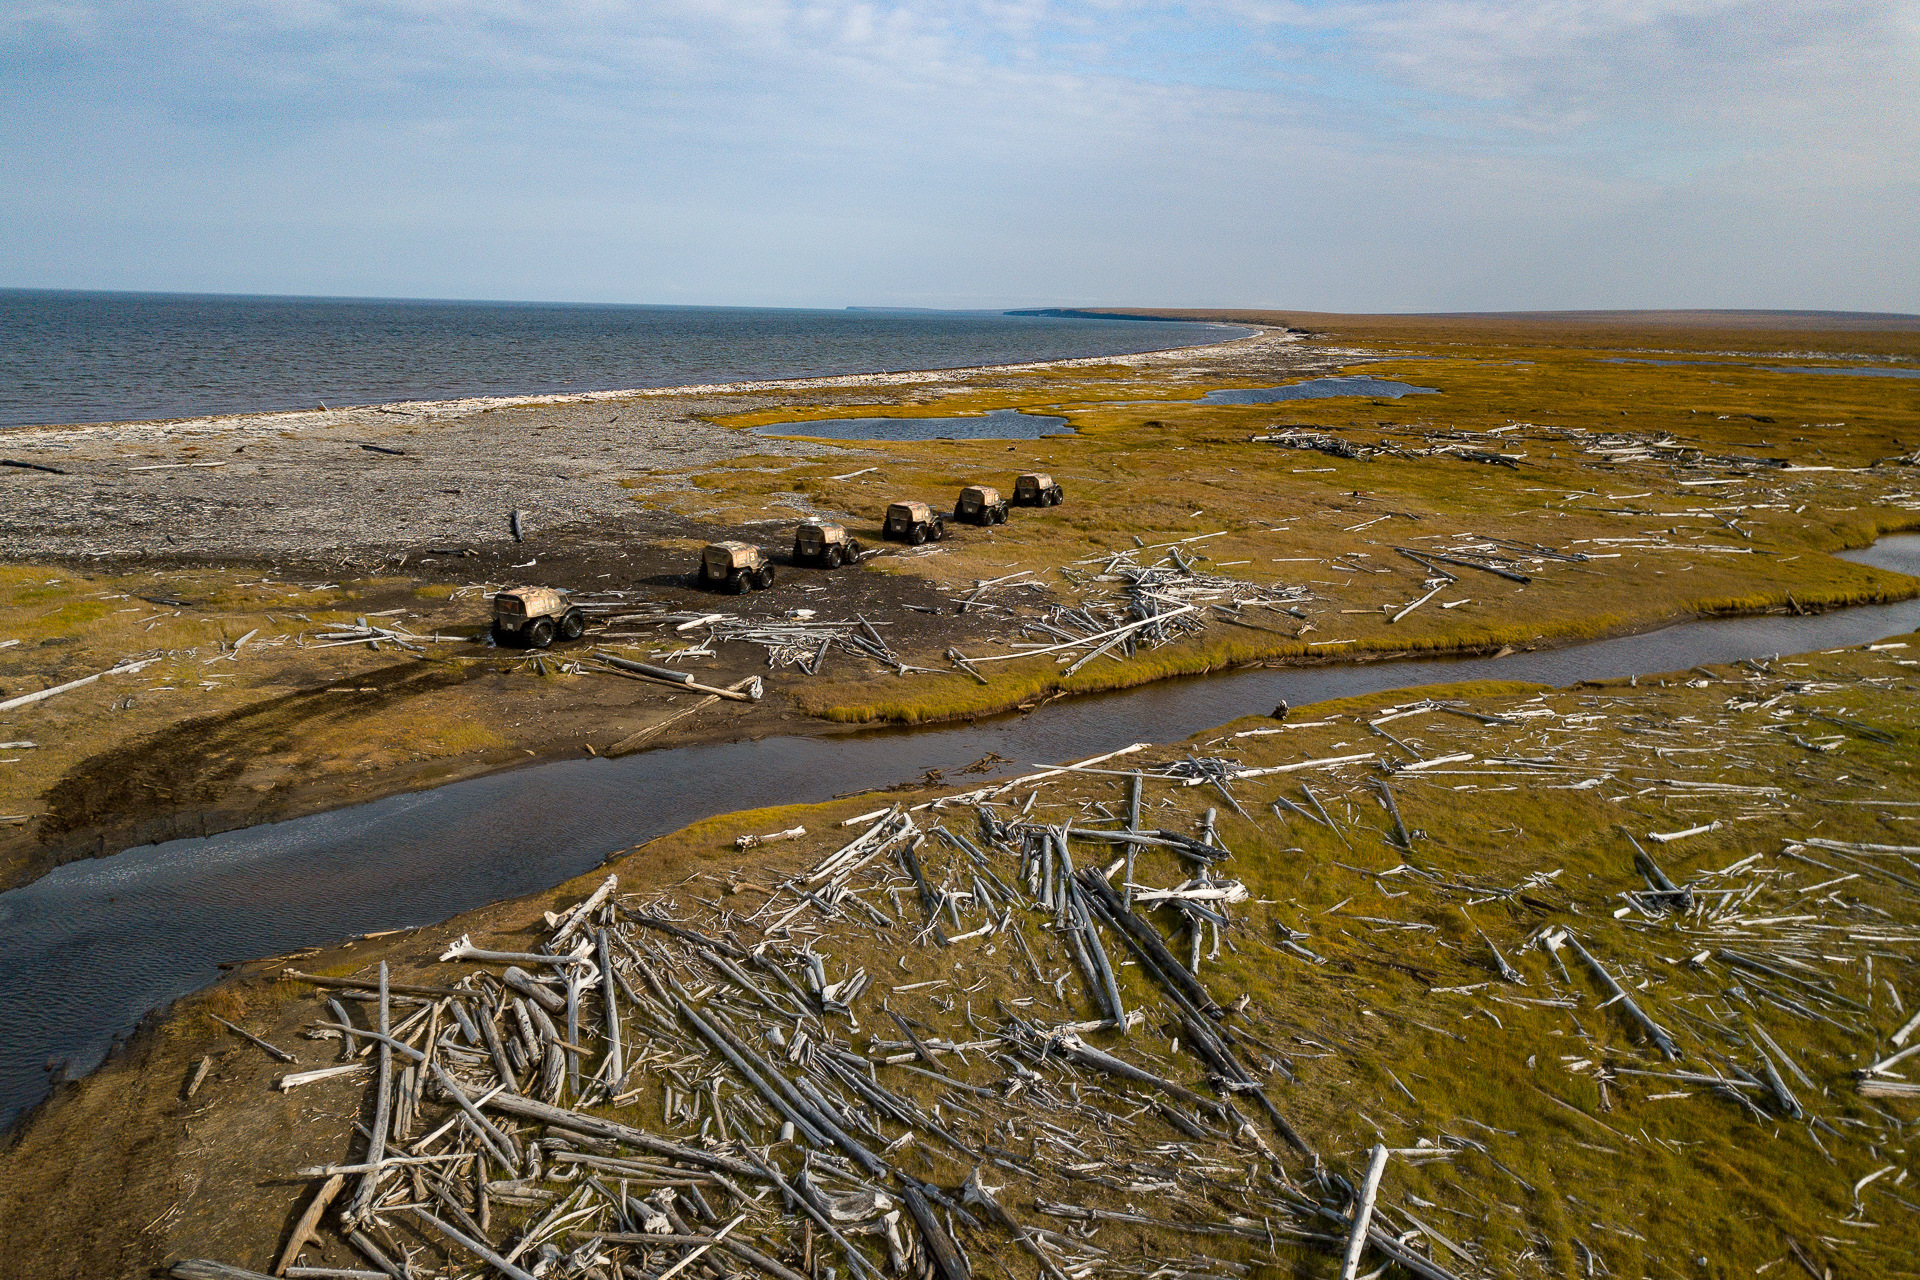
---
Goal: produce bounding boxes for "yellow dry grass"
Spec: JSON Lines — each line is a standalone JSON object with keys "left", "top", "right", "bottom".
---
{"left": 630, "top": 317, "right": 1920, "bottom": 724}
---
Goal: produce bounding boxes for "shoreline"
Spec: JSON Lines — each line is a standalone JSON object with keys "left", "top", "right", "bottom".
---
{"left": 0, "top": 322, "right": 1278, "bottom": 439}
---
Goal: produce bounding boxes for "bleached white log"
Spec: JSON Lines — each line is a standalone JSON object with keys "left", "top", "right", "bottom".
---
{"left": 1339, "top": 1145, "right": 1391, "bottom": 1280}
{"left": 276, "top": 1063, "right": 370, "bottom": 1091}
{"left": 1648, "top": 821, "right": 1721, "bottom": 843}
{"left": 439, "top": 934, "right": 593, "bottom": 966}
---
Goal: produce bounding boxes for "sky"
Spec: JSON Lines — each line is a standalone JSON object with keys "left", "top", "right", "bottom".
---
{"left": 2, "top": 1, "right": 1916, "bottom": 312}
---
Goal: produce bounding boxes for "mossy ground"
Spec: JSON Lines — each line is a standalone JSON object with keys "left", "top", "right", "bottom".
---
{"left": 16, "top": 633, "right": 1916, "bottom": 1276}
{"left": 580, "top": 636, "right": 1920, "bottom": 1277}
{"left": 635, "top": 318, "right": 1920, "bottom": 724}
{"left": 0, "top": 564, "right": 529, "bottom": 880}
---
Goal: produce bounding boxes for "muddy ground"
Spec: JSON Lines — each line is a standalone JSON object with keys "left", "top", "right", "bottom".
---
{"left": 0, "top": 518, "right": 998, "bottom": 890}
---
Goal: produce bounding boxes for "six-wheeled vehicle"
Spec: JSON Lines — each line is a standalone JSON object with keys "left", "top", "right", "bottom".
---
{"left": 492, "top": 586, "right": 586, "bottom": 648}
{"left": 698, "top": 541, "right": 777, "bottom": 593}
{"left": 883, "top": 501, "right": 947, "bottom": 545}
{"left": 953, "top": 485, "right": 1010, "bottom": 526}
{"left": 1013, "top": 472, "right": 1064, "bottom": 506}
{"left": 793, "top": 521, "right": 863, "bottom": 568}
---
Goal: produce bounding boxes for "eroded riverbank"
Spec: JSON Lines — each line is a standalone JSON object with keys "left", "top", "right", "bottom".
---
{"left": 1, "top": 535, "right": 1917, "bottom": 1140}
{"left": 5, "top": 626, "right": 1916, "bottom": 1277}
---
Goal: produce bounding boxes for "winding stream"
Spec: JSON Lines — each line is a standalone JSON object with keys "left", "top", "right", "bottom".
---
{"left": 2, "top": 537, "right": 1917, "bottom": 1128}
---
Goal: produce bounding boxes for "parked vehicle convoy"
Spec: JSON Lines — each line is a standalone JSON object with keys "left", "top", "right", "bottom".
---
{"left": 698, "top": 541, "right": 777, "bottom": 593}
{"left": 792, "top": 521, "right": 863, "bottom": 568}
{"left": 883, "top": 500, "right": 947, "bottom": 545}
{"left": 1012, "top": 472, "right": 1064, "bottom": 506}
{"left": 953, "top": 484, "right": 1010, "bottom": 526}
{"left": 491, "top": 586, "right": 586, "bottom": 648}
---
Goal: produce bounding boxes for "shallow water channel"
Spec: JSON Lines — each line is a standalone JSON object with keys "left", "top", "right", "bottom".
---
{"left": 2, "top": 537, "right": 1917, "bottom": 1127}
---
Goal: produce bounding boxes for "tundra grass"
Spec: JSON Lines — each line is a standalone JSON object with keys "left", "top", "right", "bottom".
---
{"left": 634, "top": 320, "right": 1920, "bottom": 725}
{"left": 28, "top": 641, "right": 1913, "bottom": 1274}
{"left": 406, "top": 641, "right": 1920, "bottom": 1276}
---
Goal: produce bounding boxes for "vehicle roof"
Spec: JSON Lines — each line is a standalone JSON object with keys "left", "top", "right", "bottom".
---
{"left": 887, "top": 500, "right": 932, "bottom": 517}
{"left": 708, "top": 539, "right": 756, "bottom": 553}
{"left": 962, "top": 484, "right": 1001, "bottom": 497}
{"left": 1017, "top": 471, "right": 1053, "bottom": 484}
{"left": 797, "top": 520, "right": 845, "bottom": 533}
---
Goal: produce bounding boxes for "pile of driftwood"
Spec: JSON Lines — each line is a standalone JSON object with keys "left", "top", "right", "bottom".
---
{"left": 178, "top": 743, "right": 1476, "bottom": 1280}
{"left": 307, "top": 618, "right": 465, "bottom": 654}
{"left": 606, "top": 613, "right": 937, "bottom": 678}
{"left": 1563, "top": 428, "right": 1789, "bottom": 473}
{"left": 584, "top": 548, "right": 1318, "bottom": 688}
{"left": 1246, "top": 430, "right": 1374, "bottom": 461}
{"left": 174, "top": 640, "right": 1920, "bottom": 1278}
{"left": 944, "top": 546, "right": 1316, "bottom": 683}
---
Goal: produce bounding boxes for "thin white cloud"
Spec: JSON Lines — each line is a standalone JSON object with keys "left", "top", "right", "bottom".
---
{"left": 0, "top": 0, "right": 1913, "bottom": 309}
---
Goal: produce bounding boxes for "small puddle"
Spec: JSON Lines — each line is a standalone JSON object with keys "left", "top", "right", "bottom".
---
{"left": 1, "top": 536, "right": 1917, "bottom": 1127}
{"left": 1186, "top": 377, "right": 1437, "bottom": 404}
{"left": 754, "top": 409, "right": 1071, "bottom": 441}
{"left": 751, "top": 377, "right": 1438, "bottom": 441}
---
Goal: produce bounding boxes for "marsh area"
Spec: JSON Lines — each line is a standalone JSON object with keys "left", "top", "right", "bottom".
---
{"left": 2, "top": 308, "right": 1918, "bottom": 1277}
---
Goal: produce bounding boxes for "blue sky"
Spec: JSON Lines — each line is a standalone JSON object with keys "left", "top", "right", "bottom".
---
{"left": 3, "top": 1, "right": 1914, "bottom": 311}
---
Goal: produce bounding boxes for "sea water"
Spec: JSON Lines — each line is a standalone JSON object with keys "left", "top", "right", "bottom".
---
{"left": 0, "top": 291, "right": 1245, "bottom": 429}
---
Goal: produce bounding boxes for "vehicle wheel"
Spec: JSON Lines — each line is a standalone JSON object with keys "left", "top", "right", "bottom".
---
{"left": 526, "top": 618, "right": 556, "bottom": 649}
{"left": 558, "top": 610, "right": 586, "bottom": 641}
{"left": 909, "top": 526, "right": 927, "bottom": 545}
{"left": 993, "top": 508, "right": 1007, "bottom": 524}
{"left": 825, "top": 546, "right": 843, "bottom": 569}
{"left": 1053, "top": 488, "right": 1065, "bottom": 504}
{"left": 932, "top": 521, "right": 947, "bottom": 541}
{"left": 754, "top": 567, "right": 776, "bottom": 589}
{"left": 727, "top": 571, "right": 749, "bottom": 594}
{"left": 847, "top": 539, "right": 863, "bottom": 558}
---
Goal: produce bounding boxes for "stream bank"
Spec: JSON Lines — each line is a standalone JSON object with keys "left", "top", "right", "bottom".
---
{"left": 5, "top": 615, "right": 1917, "bottom": 1278}
{"left": 2, "top": 535, "right": 1917, "bottom": 1133}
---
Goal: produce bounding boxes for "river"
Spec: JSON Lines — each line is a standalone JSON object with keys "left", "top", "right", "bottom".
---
{"left": 1, "top": 536, "right": 1916, "bottom": 1128}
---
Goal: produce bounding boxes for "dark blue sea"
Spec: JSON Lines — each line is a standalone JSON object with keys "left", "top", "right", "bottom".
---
{"left": 0, "top": 290, "right": 1248, "bottom": 429}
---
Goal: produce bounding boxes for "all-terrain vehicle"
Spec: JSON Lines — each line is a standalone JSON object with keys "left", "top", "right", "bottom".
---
{"left": 1013, "top": 472, "right": 1064, "bottom": 506}
{"left": 792, "top": 521, "right": 864, "bottom": 568}
{"left": 953, "top": 485, "right": 1010, "bottom": 526}
{"left": 491, "top": 586, "right": 587, "bottom": 648}
{"left": 698, "top": 541, "right": 777, "bottom": 593}
{"left": 883, "top": 501, "right": 947, "bottom": 545}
